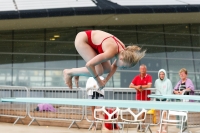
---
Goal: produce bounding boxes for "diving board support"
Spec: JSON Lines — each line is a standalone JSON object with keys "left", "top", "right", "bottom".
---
{"left": 28, "top": 118, "right": 40, "bottom": 126}
{"left": 68, "top": 120, "right": 79, "bottom": 129}
{"left": 2, "top": 98, "right": 200, "bottom": 112}
{"left": 88, "top": 122, "right": 95, "bottom": 131}
{"left": 13, "top": 117, "right": 24, "bottom": 125}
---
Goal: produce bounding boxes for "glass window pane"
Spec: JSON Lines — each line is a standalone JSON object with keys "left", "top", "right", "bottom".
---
{"left": 164, "top": 24, "right": 191, "bottom": 47}
{"left": 191, "top": 24, "right": 200, "bottom": 59}
{"left": 196, "top": 74, "right": 200, "bottom": 89}
{"left": 0, "top": 69, "right": 12, "bottom": 85}
{"left": 13, "top": 69, "right": 44, "bottom": 87}
{"left": 140, "top": 58, "right": 168, "bottom": 71}
{"left": 193, "top": 49, "right": 200, "bottom": 59}
{"left": 144, "top": 46, "right": 166, "bottom": 58}
{"left": 194, "top": 60, "right": 200, "bottom": 88}
{"left": 108, "top": 26, "right": 137, "bottom": 45}
{"left": 45, "top": 70, "right": 65, "bottom": 87}
{"left": 46, "top": 56, "right": 76, "bottom": 69}
{"left": 0, "top": 54, "right": 12, "bottom": 68}
{"left": 137, "top": 25, "right": 164, "bottom": 45}
{"left": 94, "top": 26, "right": 109, "bottom": 31}
{"left": 166, "top": 47, "right": 193, "bottom": 59}
{"left": 168, "top": 59, "right": 194, "bottom": 73}
{"left": 119, "top": 71, "right": 138, "bottom": 88}
{"left": 14, "top": 29, "right": 44, "bottom": 53}
{"left": 76, "top": 27, "right": 94, "bottom": 33}
{"left": 77, "top": 56, "right": 85, "bottom": 67}
{"left": 13, "top": 55, "right": 44, "bottom": 68}
{"left": 194, "top": 60, "right": 200, "bottom": 78}
{"left": 46, "top": 28, "right": 76, "bottom": 54}
{"left": 0, "top": 30, "right": 12, "bottom": 52}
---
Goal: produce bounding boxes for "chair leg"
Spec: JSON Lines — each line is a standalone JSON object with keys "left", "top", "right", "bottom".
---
{"left": 122, "top": 122, "right": 125, "bottom": 133}
{"left": 112, "top": 121, "right": 114, "bottom": 133}
{"left": 159, "top": 122, "right": 162, "bottom": 133}
{"left": 180, "top": 116, "right": 184, "bottom": 133}
{"left": 144, "top": 124, "right": 152, "bottom": 133}
{"left": 94, "top": 122, "right": 97, "bottom": 133}
{"left": 126, "top": 122, "right": 129, "bottom": 133}
{"left": 101, "top": 122, "right": 103, "bottom": 133}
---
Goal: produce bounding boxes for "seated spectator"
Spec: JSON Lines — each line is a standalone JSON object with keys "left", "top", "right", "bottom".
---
{"left": 154, "top": 69, "right": 173, "bottom": 133}
{"left": 173, "top": 68, "right": 195, "bottom": 96}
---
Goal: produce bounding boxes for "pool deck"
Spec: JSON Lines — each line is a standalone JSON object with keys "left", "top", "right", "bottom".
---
{"left": 1, "top": 122, "right": 200, "bottom": 133}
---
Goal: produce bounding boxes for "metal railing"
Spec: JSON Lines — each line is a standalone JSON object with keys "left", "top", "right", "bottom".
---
{"left": 0, "top": 86, "right": 200, "bottom": 132}
{"left": 0, "top": 85, "right": 29, "bottom": 125}
{"left": 28, "top": 87, "right": 86, "bottom": 128}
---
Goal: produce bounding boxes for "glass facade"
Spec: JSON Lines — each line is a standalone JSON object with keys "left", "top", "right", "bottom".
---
{"left": 0, "top": 24, "right": 199, "bottom": 89}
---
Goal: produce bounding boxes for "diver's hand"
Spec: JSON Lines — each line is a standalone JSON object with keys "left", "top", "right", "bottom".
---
{"left": 97, "top": 78, "right": 106, "bottom": 91}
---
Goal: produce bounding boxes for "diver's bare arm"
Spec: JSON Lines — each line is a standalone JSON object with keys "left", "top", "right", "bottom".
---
{"left": 104, "top": 60, "right": 117, "bottom": 83}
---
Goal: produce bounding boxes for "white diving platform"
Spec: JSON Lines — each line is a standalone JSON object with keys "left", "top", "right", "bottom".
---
{"left": 1, "top": 98, "right": 200, "bottom": 112}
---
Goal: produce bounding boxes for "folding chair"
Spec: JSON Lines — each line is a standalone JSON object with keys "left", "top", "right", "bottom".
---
{"left": 94, "top": 106, "right": 120, "bottom": 133}
{"left": 120, "top": 108, "right": 151, "bottom": 133}
{"left": 159, "top": 110, "right": 188, "bottom": 133}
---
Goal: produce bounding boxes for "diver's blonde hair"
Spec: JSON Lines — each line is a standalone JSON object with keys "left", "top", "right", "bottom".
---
{"left": 120, "top": 45, "right": 146, "bottom": 66}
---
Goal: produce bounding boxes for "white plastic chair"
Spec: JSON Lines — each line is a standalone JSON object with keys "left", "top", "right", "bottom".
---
{"left": 159, "top": 110, "right": 188, "bottom": 133}
{"left": 120, "top": 108, "right": 151, "bottom": 133}
{"left": 94, "top": 106, "right": 120, "bottom": 133}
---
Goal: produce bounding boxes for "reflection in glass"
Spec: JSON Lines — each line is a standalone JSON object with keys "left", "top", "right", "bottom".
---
{"left": 140, "top": 58, "right": 167, "bottom": 71}
{"left": 14, "top": 29, "right": 44, "bottom": 53}
{"left": 190, "top": 24, "right": 200, "bottom": 47}
{"left": 144, "top": 46, "right": 166, "bottom": 58}
{"left": 0, "top": 30, "right": 12, "bottom": 52}
{"left": 168, "top": 59, "right": 194, "bottom": 73}
{"left": 137, "top": 25, "right": 164, "bottom": 46}
{"left": 108, "top": 26, "right": 137, "bottom": 45}
{"left": 191, "top": 24, "right": 200, "bottom": 59}
{"left": 0, "top": 69, "right": 12, "bottom": 85}
{"left": 46, "top": 28, "right": 76, "bottom": 54}
{"left": 13, "top": 55, "right": 44, "bottom": 68}
{"left": 45, "top": 70, "right": 65, "bottom": 87}
{"left": 164, "top": 24, "right": 191, "bottom": 47}
{"left": 0, "top": 54, "right": 12, "bottom": 68}
{"left": 13, "top": 69, "right": 44, "bottom": 87}
{"left": 46, "top": 55, "right": 76, "bottom": 69}
{"left": 194, "top": 60, "right": 200, "bottom": 76}
{"left": 166, "top": 47, "right": 193, "bottom": 59}
{"left": 196, "top": 74, "right": 200, "bottom": 89}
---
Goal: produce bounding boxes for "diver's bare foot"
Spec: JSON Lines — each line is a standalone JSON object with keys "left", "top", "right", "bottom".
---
{"left": 74, "top": 76, "right": 79, "bottom": 88}
{"left": 63, "top": 69, "right": 73, "bottom": 89}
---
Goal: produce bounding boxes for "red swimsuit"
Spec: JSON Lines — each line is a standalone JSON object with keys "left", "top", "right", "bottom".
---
{"left": 85, "top": 30, "right": 125, "bottom": 54}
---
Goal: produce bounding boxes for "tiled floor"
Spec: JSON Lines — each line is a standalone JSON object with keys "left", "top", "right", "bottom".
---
{"left": 0, "top": 122, "right": 200, "bottom": 133}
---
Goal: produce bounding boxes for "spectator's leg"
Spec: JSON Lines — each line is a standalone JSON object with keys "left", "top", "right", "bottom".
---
{"left": 91, "top": 106, "right": 96, "bottom": 130}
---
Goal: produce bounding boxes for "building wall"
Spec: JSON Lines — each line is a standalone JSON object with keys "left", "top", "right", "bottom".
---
{"left": 0, "top": 24, "right": 199, "bottom": 89}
